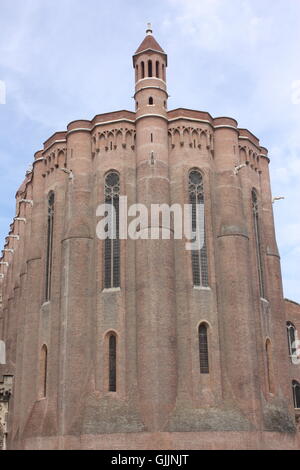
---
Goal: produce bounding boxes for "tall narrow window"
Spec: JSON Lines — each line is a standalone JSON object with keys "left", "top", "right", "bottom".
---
{"left": 293, "top": 381, "right": 300, "bottom": 409}
{"left": 287, "top": 322, "right": 297, "bottom": 361}
{"left": 266, "top": 339, "right": 274, "bottom": 394}
{"left": 141, "top": 61, "right": 145, "bottom": 79}
{"left": 149, "top": 97, "right": 154, "bottom": 105}
{"left": 108, "top": 333, "right": 117, "bottom": 392}
{"left": 156, "top": 61, "right": 160, "bottom": 78}
{"left": 189, "top": 170, "right": 209, "bottom": 287}
{"left": 45, "top": 192, "right": 54, "bottom": 301}
{"left": 162, "top": 64, "right": 165, "bottom": 81}
{"left": 148, "top": 60, "right": 153, "bottom": 77}
{"left": 252, "top": 190, "right": 265, "bottom": 298}
{"left": 39, "top": 345, "right": 48, "bottom": 399}
{"left": 135, "top": 65, "right": 139, "bottom": 81}
{"left": 199, "top": 323, "right": 209, "bottom": 374}
{"left": 104, "top": 172, "right": 120, "bottom": 289}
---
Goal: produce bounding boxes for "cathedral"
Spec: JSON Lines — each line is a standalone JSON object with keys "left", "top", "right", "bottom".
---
{"left": 0, "top": 26, "right": 299, "bottom": 450}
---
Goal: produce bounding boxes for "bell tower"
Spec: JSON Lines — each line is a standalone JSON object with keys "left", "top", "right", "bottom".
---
{"left": 133, "top": 23, "right": 168, "bottom": 117}
{"left": 133, "top": 27, "right": 177, "bottom": 432}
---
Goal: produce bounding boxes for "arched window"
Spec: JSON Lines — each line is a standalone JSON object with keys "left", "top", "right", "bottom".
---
{"left": 287, "top": 322, "right": 297, "bottom": 360}
{"left": 266, "top": 339, "right": 274, "bottom": 394}
{"left": 39, "top": 345, "right": 48, "bottom": 399}
{"left": 108, "top": 333, "right": 117, "bottom": 392}
{"left": 148, "top": 60, "right": 153, "bottom": 77}
{"left": 199, "top": 323, "right": 209, "bottom": 374}
{"left": 189, "top": 170, "right": 209, "bottom": 287}
{"left": 45, "top": 192, "right": 54, "bottom": 301}
{"left": 104, "top": 171, "right": 120, "bottom": 289}
{"left": 293, "top": 380, "right": 300, "bottom": 409}
{"left": 149, "top": 97, "right": 154, "bottom": 105}
{"left": 156, "top": 61, "right": 160, "bottom": 78}
{"left": 162, "top": 64, "right": 165, "bottom": 81}
{"left": 252, "top": 190, "right": 265, "bottom": 299}
{"left": 141, "top": 61, "right": 145, "bottom": 79}
{"left": 135, "top": 64, "right": 139, "bottom": 81}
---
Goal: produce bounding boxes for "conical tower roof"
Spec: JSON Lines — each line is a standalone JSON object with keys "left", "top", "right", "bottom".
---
{"left": 133, "top": 24, "right": 167, "bottom": 65}
{"left": 135, "top": 33, "right": 165, "bottom": 55}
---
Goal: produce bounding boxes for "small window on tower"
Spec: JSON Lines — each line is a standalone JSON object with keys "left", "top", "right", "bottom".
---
{"left": 156, "top": 61, "right": 160, "bottom": 78}
{"left": 149, "top": 97, "right": 154, "bottom": 105}
{"left": 148, "top": 60, "right": 153, "bottom": 77}
{"left": 151, "top": 133, "right": 153, "bottom": 143}
{"left": 141, "top": 61, "right": 145, "bottom": 79}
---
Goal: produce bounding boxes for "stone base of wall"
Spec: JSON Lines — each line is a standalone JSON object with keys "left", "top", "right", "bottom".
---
{"left": 10, "top": 431, "right": 300, "bottom": 450}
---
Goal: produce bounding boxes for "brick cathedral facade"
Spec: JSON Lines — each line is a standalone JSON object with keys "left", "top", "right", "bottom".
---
{"left": 0, "top": 27, "right": 299, "bottom": 450}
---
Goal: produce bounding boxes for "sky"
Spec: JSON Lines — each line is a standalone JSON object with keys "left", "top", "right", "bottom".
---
{"left": 0, "top": 0, "right": 299, "bottom": 302}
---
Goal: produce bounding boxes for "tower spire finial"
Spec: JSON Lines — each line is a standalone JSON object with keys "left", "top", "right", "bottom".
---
{"left": 146, "top": 23, "right": 153, "bottom": 35}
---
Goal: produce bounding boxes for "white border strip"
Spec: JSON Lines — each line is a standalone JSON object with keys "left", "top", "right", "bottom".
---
{"left": 43, "top": 139, "right": 67, "bottom": 154}
{"left": 92, "top": 118, "right": 135, "bottom": 130}
{"left": 136, "top": 77, "right": 166, "bottom": 86}
{"left": 214, "top": 125, "right": 238, "bottom": 131}
{"left": 134, "top": 86, "right": 168, "bottom": 98}
{"left": 33, "top": 157, "right": 45, "bottom": 164}
{"left": 135, "top": 113, "right": 168, "bottom": 122}
{"left": 238, "top": 136, "right": 262, "bottom": 151}
{"left": 168, "top": 116, "right": 213, "bottom": 127}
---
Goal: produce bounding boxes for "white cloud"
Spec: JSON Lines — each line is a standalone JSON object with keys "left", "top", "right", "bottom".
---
{"left": 165, "top": 0, "right": 274, "bottom": 51}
